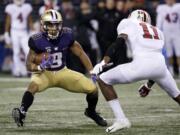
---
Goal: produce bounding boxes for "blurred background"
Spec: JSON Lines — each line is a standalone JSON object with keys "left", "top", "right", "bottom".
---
{"left": 0, "top": 0, "right": 180, "bottom": 77}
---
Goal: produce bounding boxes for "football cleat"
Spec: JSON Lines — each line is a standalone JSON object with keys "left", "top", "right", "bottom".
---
{"left": 12, "top": 108, "right": 26, "bottom": 127}
{"left": 106, "top": 118, "right": 131, "bottom": 133}
{"left": 84, "top": 108, "right": 107, "bottom": 127}
{"left": 138, "top": 84, "right": 151, "bottom": 97}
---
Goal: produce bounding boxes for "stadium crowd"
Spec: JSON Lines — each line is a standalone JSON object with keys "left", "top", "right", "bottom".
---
{"left": 0, "top": 0, "right": 180, "bottom": 77}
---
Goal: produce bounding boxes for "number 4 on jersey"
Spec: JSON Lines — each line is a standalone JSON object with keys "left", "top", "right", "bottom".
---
{"left": 140, "top": 23, "right": 160, "bottom": 40}
{"left": 17, "top": 13, "right": 23, "bottom": 22}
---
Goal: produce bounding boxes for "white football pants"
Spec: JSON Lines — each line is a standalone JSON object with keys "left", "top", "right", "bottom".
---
{"left": 164, "top": 32, "right": 180, "bottom": 57}
{"left": 11, "top": 29, "right": 29, "bottom": 76}
{"left": 100, "top": 53, "right": 180, "bottom": 98}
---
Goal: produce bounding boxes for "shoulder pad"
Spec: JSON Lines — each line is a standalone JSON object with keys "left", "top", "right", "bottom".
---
{"left": 6, "top": 3, "right": 13, "bottom": 8}
{"left": 31, "top": 32, "right": 43, "bottom": 41}
{"left": 62, "top": 27, "right": 73, "bottom": 34}
{"left": 157, "top": 4, "right": 166, "bottom": 12}
{"left": 117, "top": 19, "right": 130, "bottom": 29}
{"left": 176, "top": 3, "right": 180, "bottom": 7}
{"left": 120, "top": 19, "right": 129, "bottom": 24}
{"left": 5, "top": 4, "right": 13, "bottom": 12}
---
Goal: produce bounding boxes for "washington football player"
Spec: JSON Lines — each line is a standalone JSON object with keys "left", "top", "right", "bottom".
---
{"left": 12, "top": 9, "right": 107, "bottom": 127}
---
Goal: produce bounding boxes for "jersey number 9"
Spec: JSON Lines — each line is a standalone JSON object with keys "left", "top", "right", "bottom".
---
{"left": 51, "top": 52, "right": 62, "bottom": 68}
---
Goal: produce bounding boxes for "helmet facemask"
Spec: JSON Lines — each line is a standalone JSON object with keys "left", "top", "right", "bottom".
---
{"left": 42, "top": 21, "right": 62, "bottom": 39}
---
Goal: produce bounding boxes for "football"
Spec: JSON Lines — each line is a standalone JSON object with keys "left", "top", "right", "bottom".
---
{"left": 34, "top": 53, "right": 49, "bottom": 65}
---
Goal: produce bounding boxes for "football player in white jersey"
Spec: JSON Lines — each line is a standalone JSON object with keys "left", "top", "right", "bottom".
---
{"left": 91, "top": 9, "right": 180, "bottom": 133}
{"left": 4, "top": 0, "right": 33, "bottom": 77}
{"left": 39, "top": 0, "right": 59, "bottom": 16}
{"left": 156, "top": 0, "right": 180, "bottom": 76}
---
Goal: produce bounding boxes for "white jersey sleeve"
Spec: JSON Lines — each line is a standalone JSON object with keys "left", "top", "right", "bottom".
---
{"left": 156, "top": 5, "right": 165, "bottom": 30}
{"left": 117, "top": 19, "right": 136, "bottom": 37}
{"left": 39, "top": 6, "right": 45, "bottom": 15}
{"left": 5, "top": 4, "right": 13, "bottom": 15}
{"left": 26, "top": 4, "right": 33, "bottom": 15}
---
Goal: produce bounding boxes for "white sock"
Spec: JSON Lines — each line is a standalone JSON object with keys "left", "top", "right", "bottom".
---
{"left": 108, "top": 99, "right": 127, "bottom": 122}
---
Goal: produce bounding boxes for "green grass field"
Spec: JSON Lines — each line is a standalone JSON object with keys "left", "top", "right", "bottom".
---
{"left": 0, "top": 77, "right": 180, "bottom": 135}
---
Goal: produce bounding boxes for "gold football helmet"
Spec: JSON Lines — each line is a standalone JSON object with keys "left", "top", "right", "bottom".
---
{"left": 41, "top": 9, "right": 63, "bottom": 39}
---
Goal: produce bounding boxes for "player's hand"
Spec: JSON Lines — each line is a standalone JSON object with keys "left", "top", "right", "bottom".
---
{"left": 39, "top": 54, "right": 53, "bottom": 70}
{"left": 90, "top": 60, "right": 106, "bottom": 75}
{"left": 4, "top": 32, "right": 11, "bottom": 45}
{"left": 91, "top": 74, "right": 97, "bottom": 84}
{"left": 138, "top": 84, "right": 151, "bottom": 97}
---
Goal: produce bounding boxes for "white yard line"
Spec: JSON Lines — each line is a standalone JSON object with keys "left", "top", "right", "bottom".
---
{"left": 130, "top": 113, "right": 180, "bottom": 119}
{"left": 0, "top": 77, "right": 180, "bottom": 83}
{"left": 0, "top": 78, "right": 30, "bottom": 82}
{"left": 1, "top": 87, "right": 26, "bottom": 91}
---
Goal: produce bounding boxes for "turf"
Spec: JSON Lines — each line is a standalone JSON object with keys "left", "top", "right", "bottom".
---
{"left": 0, "top": 77, "right": 179, "bottom": 135}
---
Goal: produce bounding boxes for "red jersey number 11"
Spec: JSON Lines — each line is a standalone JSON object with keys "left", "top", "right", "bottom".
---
{"left": 139, "top": 23, "right": 160, "bottom": 40}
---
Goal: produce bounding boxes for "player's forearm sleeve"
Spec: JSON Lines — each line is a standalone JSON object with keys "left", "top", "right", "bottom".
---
{"left": 105, "top": 37, "right": 126, "bottom": 59}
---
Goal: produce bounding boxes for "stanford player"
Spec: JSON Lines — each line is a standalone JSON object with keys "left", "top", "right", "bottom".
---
{"left": 91, "top": 9, "right": 180, "bottom": 133}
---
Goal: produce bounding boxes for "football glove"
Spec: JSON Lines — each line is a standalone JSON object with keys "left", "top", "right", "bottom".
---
{"left": 138, "top": 84, "right": 151, "bottom": 97}
{"left": 91, "top": 74, "right": 97, "bottom": 84}
{"left": 39, "top": 54, "right": 53, "bottom": 70}
{"left": 90, "top": 60, "right": 106, "bottom": 75}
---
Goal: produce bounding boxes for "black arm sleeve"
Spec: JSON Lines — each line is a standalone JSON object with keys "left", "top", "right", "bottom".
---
{"left": 105, "top": 37, "right": 126, "bottom": 59}
{"left": 147, "top": 80, "right": 155, "bottom": 88}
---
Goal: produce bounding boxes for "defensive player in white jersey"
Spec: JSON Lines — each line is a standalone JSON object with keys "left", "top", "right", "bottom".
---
{"left": 4, "top": 0, "right": 33, "bottom": 77}
{"left": 91, "top": 9, "right": 180, "bottom": 133}
{"left": 39, "top": 0, "right": 59, "bottom": 16}
{"left": 156, "top": 0, "right": 180, "bottom": 76}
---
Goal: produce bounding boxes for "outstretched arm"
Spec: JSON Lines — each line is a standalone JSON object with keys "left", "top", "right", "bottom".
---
{"left": 103, "top": 34, "right": 128, "bottom": 64}
{"left": 70, "top": 41, "right": 93, "bottom": 73}
{"left": 91, "top": 34, "right": 128, "bottom": 75}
